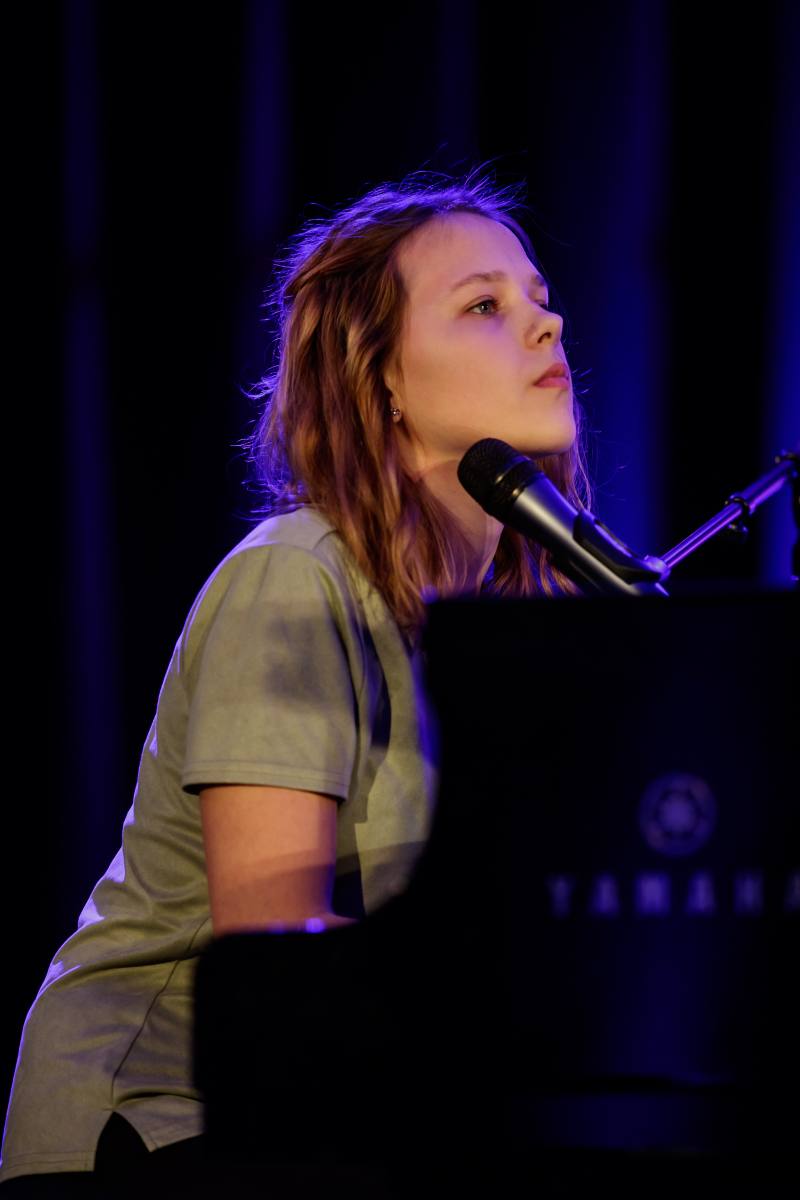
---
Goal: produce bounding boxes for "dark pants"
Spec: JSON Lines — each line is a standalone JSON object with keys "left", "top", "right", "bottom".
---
{"left": 2, "top": 1114, "right": 201, "bottom": 1196}
{"left": 1, "top": 1112, "right": 403, "bottom": 1198}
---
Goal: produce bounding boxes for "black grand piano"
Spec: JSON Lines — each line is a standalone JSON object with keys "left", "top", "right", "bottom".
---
{"left": 194, "top": 589, "right": 798, "bottom": 1196}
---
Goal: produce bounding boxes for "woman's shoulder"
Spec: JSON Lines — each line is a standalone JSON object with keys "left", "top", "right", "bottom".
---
{"left": 187, "top": 506, "right": 358, "bottom": 626}
{"left": 221, "top": 505, "right": 363, "bottom": 591}
{"left": 177, "top": 508, "right": 363, "bottom": 667}
{"left": 231, "top": 505, "right": 338, "bottom": 559}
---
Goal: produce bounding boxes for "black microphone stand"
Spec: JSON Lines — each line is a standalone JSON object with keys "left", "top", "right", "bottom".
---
{"left": 659, "top": 447, "right": 799, "bottom": 584}
{"left": 573, "top": 447, "right": 798, "bottom": 597}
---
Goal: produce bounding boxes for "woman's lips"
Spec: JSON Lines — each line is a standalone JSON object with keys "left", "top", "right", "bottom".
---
{"left": 534, "top": 376, "right": 570, "bottom": 388}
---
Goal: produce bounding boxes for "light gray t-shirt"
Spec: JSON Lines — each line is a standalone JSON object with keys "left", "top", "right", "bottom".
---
{"left": 0, "top": 506, "right": 439, "bottom": 1182}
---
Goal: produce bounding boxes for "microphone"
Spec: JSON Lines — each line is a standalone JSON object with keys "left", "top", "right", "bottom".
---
{"left": 457, "top": 438, "right": 670, "bottom": 597}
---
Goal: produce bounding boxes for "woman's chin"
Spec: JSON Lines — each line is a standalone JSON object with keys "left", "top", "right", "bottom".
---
{"left": 514, "top": 422, "right": 577, "bottom": 459}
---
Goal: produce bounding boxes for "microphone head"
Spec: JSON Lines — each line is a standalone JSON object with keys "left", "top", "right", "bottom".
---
{"left": 457, "top": 438, "right": 544, "bottom": 520}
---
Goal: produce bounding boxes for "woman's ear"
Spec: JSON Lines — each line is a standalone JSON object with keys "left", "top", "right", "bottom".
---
{"left": 382, "top": 354, "right": 403, "bottom": 403}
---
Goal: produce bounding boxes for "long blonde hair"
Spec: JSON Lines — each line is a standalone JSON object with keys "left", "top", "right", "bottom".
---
{"left": 243, "top": 168, "right": 593, "bottom": 638}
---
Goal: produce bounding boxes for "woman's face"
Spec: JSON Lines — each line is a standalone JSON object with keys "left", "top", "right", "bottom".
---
{"left": 386, "top": 212, "right": 576, "bottom": 471}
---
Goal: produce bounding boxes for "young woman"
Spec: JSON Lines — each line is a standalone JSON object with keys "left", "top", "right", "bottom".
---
{"left": 0, "top": 167, "right": 592, "bottom": 1193}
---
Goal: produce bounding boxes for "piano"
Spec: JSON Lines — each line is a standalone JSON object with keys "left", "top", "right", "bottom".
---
{"left": 195, "top": 590, "right": 798, "bottom": 1194}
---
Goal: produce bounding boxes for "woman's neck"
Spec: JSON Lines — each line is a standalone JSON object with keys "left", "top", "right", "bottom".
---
{"left": 412, "top": 456, "right": 503, "bottom": 594}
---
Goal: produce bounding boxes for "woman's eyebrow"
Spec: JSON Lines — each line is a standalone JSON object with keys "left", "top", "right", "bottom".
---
{"left": 449, "top": 269, "right": 548, "bottom": 294}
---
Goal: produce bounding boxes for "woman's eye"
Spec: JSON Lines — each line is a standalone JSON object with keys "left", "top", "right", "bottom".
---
{"left": 468, "top": 297, "right": 552, "bottom": 316}
{"left": 469, "top": 298, "right": 498, "bottom": 316}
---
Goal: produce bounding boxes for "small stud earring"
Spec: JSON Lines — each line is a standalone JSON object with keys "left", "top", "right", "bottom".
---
{"left": 390, "top": 407, "right": 402, "bottom": 421}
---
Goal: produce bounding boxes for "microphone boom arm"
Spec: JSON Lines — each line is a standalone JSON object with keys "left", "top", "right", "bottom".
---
{"left": 659, "top": 447, "right": 799, "bottom": 576}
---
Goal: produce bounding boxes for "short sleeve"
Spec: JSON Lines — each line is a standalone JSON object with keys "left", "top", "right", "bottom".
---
{"left": 180, "top": 543, "right": 361, "bottom": 800}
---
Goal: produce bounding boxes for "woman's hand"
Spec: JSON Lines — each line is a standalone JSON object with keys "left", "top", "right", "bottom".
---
{"left": 199, "top": 784, "right": 356, "bottom": 935}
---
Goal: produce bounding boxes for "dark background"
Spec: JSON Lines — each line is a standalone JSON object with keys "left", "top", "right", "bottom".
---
{"left": 6, "top": 0, "right": 798, "bottom": 1132}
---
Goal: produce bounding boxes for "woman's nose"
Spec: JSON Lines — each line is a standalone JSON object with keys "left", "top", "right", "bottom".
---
{"left": 525, "top": 306, "right": 563, "bottom": 346}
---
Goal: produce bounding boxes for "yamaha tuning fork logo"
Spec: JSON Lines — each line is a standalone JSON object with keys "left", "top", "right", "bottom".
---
{"left": 544, "top": 770, "right": 800, "bottom": 920}
{"left": 638, "top": 772, "right": 717, "bottom": 857}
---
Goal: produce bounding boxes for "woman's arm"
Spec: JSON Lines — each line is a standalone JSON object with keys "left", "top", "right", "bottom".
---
{"left": 200, "top": 785, "right": 356, "bottom": 934}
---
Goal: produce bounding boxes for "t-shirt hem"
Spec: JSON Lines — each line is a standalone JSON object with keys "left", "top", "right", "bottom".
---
{"left": 0, "top": 1150, "right": 96, "bottom": 1181}
{"left": 118, "top": 1114, "right": 203, "bottom": 1152}
{"left": 0, "top": 1116, "right": 205, "bottom": 1181}
{"left": 181, "top": 762, "right": 350, "bottom": 798}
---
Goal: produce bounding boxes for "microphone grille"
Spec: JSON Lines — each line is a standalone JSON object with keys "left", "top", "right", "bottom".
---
{"left": 457, "top": 438, "right": 540, "bottom": 519}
